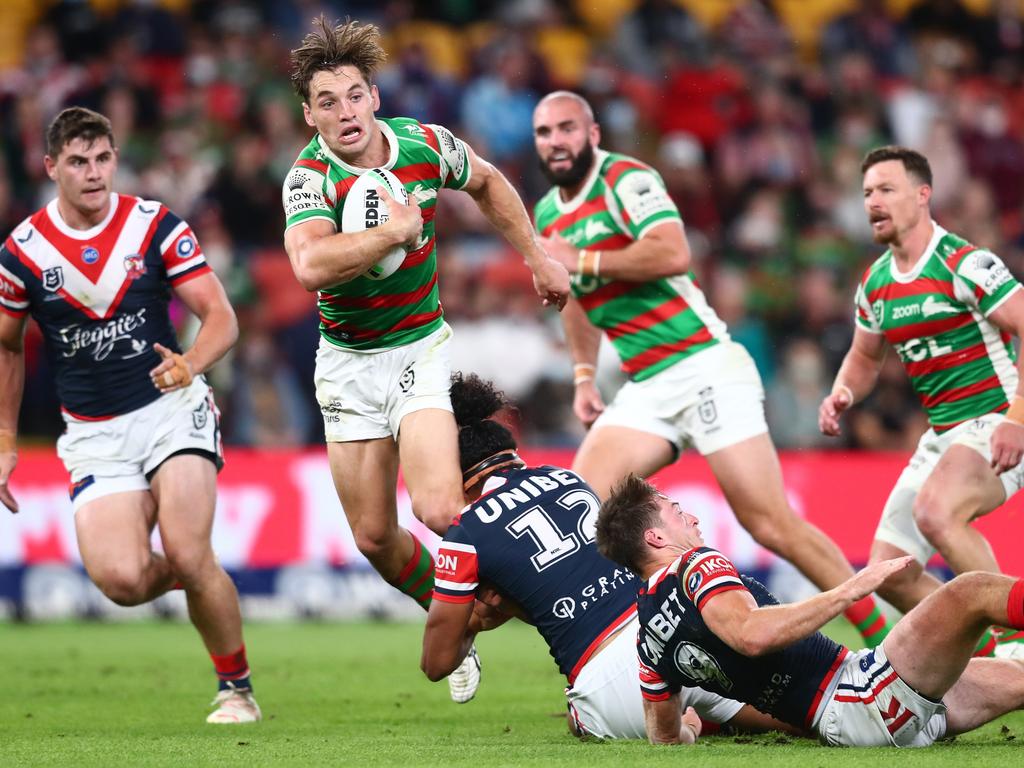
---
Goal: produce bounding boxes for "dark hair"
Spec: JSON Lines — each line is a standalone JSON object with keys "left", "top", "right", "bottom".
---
{"left": 289, "top": 16, "right": 387, "bottom": 102}
{"left": 595, "top": 474, "right": 662, "bottom": 574}
{"left": 46, "top": 107, "right": 115, "bottom": 159}
{"left": 450, "top": 372, "right": 517, "bottom": 473}
{"left": 861, "top": 145, "right": 932, "bottom": 187}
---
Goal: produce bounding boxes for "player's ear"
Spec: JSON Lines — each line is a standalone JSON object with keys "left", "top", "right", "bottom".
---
{"left": 43, "top": 155, "right": 58, "bottom": 181}
{"left": 643, "top": 527, "right": 665, "bottom": 549}
{"left": 302, "top": 101, "right": 316, "bottom": 128}
{"left": 370, "top": 84, "right": 380, "bottom": 112}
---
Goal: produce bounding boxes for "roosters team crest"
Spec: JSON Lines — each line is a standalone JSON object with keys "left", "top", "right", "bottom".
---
{"left": 123, "top": 253, "right": 146, "bottom": 280}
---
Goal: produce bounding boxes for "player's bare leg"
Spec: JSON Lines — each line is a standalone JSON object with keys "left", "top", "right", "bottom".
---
{"left": 327, "top": 437, "right": 412, "bottom": 581}
{"left": 868, "top": 539, "right": 944, "bottom": 613}
{"left": 398, "top": 407, "right": 463, "bottom": 535}
{"left": 883, "top": 571, "right": 1024, "bottom": 720}
{"left": 912, "top": 444, "right": 1005, "bottom": 575}
{"left": 571, "top": 426, "right": 674, "bottom": 501}
{"left": 152, "top": 454, "right": 259, "bottom": 724}
{"left": 75, "top": 491, "right": 176, "bottom": 605}
{"left": 399, "top": 407, "right": 481, "bottom": 702}
{"left": 706, "top": 433, "right": 892, "bottom": 646}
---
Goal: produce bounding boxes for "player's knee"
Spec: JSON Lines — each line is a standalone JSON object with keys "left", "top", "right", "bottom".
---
{"left": 912, "top": 492, "right": 956, "bottom": 547}
{"left": 742, "top": 513, "right": 793, "bottom": 555}
{"left": 875, "top": 560, "right": 923, "bottom": 605}
{"left": 353, "top": 526, "right": 398, "bottom": 561}
{"left": 164, "top": 545, "right": 215, "bottom": 584}
{"left": 93, "top": 565, "right": 150, "bottom": 606}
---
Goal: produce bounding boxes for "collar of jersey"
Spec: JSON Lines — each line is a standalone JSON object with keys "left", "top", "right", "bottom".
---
{"left": 316, "top": 119, "right": 399, "bottom": 175}
{"left": 46, "top": 194, "right": 119, "bottom": 239}
{"left": 888, "top": 220, "right": 946, "bottom": 283}
{"left": 553, "top": 148, "right": 608, "bottom": 216}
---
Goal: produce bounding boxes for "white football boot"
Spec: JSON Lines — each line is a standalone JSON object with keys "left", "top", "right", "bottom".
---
{"left": 207, "top": 682, "right": 262, "bottom": 724}
{"left": 448, "top": 644, "right": 482, "bottom": 703}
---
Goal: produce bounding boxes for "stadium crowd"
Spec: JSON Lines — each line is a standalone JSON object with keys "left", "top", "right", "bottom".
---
{"left": 2, "top": 0, "right": 1024, "bottom": 451}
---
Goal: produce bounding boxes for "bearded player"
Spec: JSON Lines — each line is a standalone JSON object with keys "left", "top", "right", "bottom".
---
{"left": 531, "top": 90, "right": 892, "bottom": 649}
{"left": 0, "top": 107, "right": 257, "bottom": 723}
{"left": 820, "top": 146, "right": 1024, "bottom": 656}
{"left": 282, "top": 18, "right": 569, "bottom": 703}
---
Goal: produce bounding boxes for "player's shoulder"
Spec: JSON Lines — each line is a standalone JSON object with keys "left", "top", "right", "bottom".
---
{"left": 286, "top": 135, "right": 331, "bottom": 178}
{"left": 602, "top": 151, "right": 657, "bottom": 186}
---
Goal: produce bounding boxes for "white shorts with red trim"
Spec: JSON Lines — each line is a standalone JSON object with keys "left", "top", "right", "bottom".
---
{"left": 593, "top": 341, "right": 767, "bottom": 456}
{"left": 815, "top": 646, "right": 947, "bottom": 748}
{"left": 314, "top": 322, "right": 453, "bottom": 442}
{"left": 566, "top": 616, "right": 744, "bottom": 739}
{"left": 875, "top": 414, "right": 1024, "bottom": 564}
{"left": 57, "top": 376, "right": 223, "bottom": 512}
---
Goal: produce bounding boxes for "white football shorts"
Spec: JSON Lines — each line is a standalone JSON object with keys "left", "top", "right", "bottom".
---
{"left": 593, "top": 340, "right": 768, "bottom": 455}
{"left": 314, "top": 322, "right": 454, "bottom": 442}
{"left": 874, "top": 413, "right": 1024, "bottom": 564}
{"left": 57, "top": 376, "right": 223, "bottom": 512}
{"left": 816, "top": 646, "right": 947, "bottom": 747}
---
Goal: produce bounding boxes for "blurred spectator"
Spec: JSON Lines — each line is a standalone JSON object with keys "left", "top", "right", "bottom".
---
{"left": 847, "top": 354, "right": 929, "bottom": 451}
{"left": 765, "top": 338, "right": 832, "bottom": 449}
{"left": 613, "top": 0, "right": 710, "bottom": 78}
{"left": 819, "top": 0, "right": 913, "bottom": 78}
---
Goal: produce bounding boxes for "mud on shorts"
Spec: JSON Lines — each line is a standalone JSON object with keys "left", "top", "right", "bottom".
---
{"left": 593, "top": 340, "right": 768, "bottom": 455}
{"left": 57, "top": 376, "right": 223, "bottom": 512}
{"left": 566, "top": 616, "right": 744, "bottom": 739}
{"left": 314, "top": 322, "right": 454, "bottom": 442}
{"left": 874, "top": 414, "right": 1024, "bottom": 564}
{"left": 816, "top": 646, "right": 947, "bottom": 747}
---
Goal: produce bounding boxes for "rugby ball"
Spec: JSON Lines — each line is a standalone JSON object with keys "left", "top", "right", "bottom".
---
{"left": 341, "top": 167, "right": 410, "bottom": 280}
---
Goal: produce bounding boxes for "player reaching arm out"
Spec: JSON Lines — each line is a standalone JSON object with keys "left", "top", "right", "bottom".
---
{"left": 459, "top": 145, "right": 569, "bottom": 309}
{"left": 0, "top": 311, "right": 26, "bottom": 513}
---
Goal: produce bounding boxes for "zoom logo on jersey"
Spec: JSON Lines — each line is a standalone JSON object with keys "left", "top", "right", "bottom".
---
{"left": 58, "top": 307, "right": 148, "bottom": 361}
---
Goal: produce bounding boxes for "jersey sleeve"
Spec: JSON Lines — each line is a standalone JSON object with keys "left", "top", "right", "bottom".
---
{"left": 282, "top": 162, "right": 338, "bottom": 230}
{"left": 639, "top": 655, "right": 680, "bottom": 701}
{"left": 154, "top": 209, "right": 212, "bottom": 286}
{"left": 0, "top": 241, "right": 30, "bottom": 317}
{"left": 432, "top": 523, "right": 480, "bottom": 604}
{"left": 609, "top": 166, "right": 681, "bottom": 240}
{"left": 951, "top": 249, "right": 1021, "bottom": 316}
{"left": 425, "top": 124, "right": 472, "bottom": 190}
{"left": 680, "top": 547, "right": 747, "bottom": 611}
{"left": 854, "top": 270, "right": 883, "bottom": 333}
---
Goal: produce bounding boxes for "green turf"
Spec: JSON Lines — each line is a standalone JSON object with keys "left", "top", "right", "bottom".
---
{"left": 0, "top": 619, "right": 1020, "bottom": 767}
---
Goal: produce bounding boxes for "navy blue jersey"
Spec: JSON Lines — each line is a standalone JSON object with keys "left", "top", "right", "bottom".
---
{"left": 0, "top": 194, "right": 211, "bottom": 418}
{"left": 433, "top": 466, "right": 638, "bottom": 681}
{"left": 636, "top": 547, "right": 848, "bottom": 729}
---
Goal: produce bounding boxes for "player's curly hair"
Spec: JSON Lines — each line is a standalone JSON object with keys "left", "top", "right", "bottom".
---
{"left": 450, "top": 372, "right": 517, "bottom": 473}
{"left": 46, "top": 107, "right": 114, "bottom": 158}
{"left": 595, "top": 474, "right": 662, "bottom": 574}
{"left": 289, "top": 16, "right": 387, "bottom": 102}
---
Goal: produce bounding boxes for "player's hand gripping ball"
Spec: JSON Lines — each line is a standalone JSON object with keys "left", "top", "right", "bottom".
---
{"left": 341, "top": 167, "right": 410, "bottom": 280}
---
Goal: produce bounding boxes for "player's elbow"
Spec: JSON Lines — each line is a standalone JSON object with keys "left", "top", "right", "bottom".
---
{"left": 731, "top": 628, "right": 774, "bottom": 657}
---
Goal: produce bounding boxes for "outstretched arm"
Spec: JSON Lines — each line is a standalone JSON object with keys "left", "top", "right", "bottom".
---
{"left": 461, "top": 145, "right": 569, "bottom": 309}
{"left": 0, "top": 311, "right": 26, "bottom": 513}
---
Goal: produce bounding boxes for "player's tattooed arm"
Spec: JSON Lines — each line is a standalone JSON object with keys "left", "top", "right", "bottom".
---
{"left": 0, "top": 311, "right": 27, "bottom": 513}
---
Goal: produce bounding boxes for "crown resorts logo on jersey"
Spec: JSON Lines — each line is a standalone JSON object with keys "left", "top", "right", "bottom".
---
{"left": 123, "top": 254, "right": 146, "bottom": 280}
{"left": 81, "top": 246, "right": 99, "bottom": 264}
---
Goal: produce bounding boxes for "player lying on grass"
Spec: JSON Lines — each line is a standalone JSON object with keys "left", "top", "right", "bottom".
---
{"left": 420, "top": 373, "right": 795, "bottom": 739}
{"left": 596, "top": 474, "right": 1024, "bottom": 746}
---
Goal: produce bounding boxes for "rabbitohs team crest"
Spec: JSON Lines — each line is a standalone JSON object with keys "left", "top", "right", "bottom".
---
{"left": 124, "top": 253, "right": 146, "bottom": 280}
{"left": 42, "top": 266, "right": 64, "bottom": 292}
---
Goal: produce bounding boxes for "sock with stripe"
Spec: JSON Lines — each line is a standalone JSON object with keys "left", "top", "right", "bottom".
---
{"left": 211, "top": 644, "right": 252, "bottom": 691}
{"left": 1006, "top": 578, "right": 1024, "bottom": 630}
{"left": 391, "top": 532, "right": 434, "bottom": 610}
{"left": 844, "top": 595, "right": 893, "bottom": 648}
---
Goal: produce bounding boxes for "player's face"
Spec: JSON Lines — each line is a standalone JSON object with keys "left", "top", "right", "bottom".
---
{"left": 655, "top": 496, "right": 704, "bottom": 550}
{"left": 533, "top": 98, "right": 599, "bottom": 188}
{"left": 304, "top": 66, "right": 381, "bottom": 162}
{"left": 45, "top": 136, "right": 117, "bottom": 224}
{"left": 862, "top": 160, "right": 929, "bottom": 246}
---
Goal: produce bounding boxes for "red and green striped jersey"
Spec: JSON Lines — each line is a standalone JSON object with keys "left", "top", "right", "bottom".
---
{"left": 533, "top": 150, "right": 728, "bottom": 381}
{"left": 282, "top": 117, "right": 471, "bottom": 350}
{"left": 854, "top": 224, "right": 1020, "bottom": 430}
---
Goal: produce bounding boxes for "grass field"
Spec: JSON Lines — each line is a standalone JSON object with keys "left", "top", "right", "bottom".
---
{"left": 0, "top": 619, "right": 1021, "bottom": 767}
